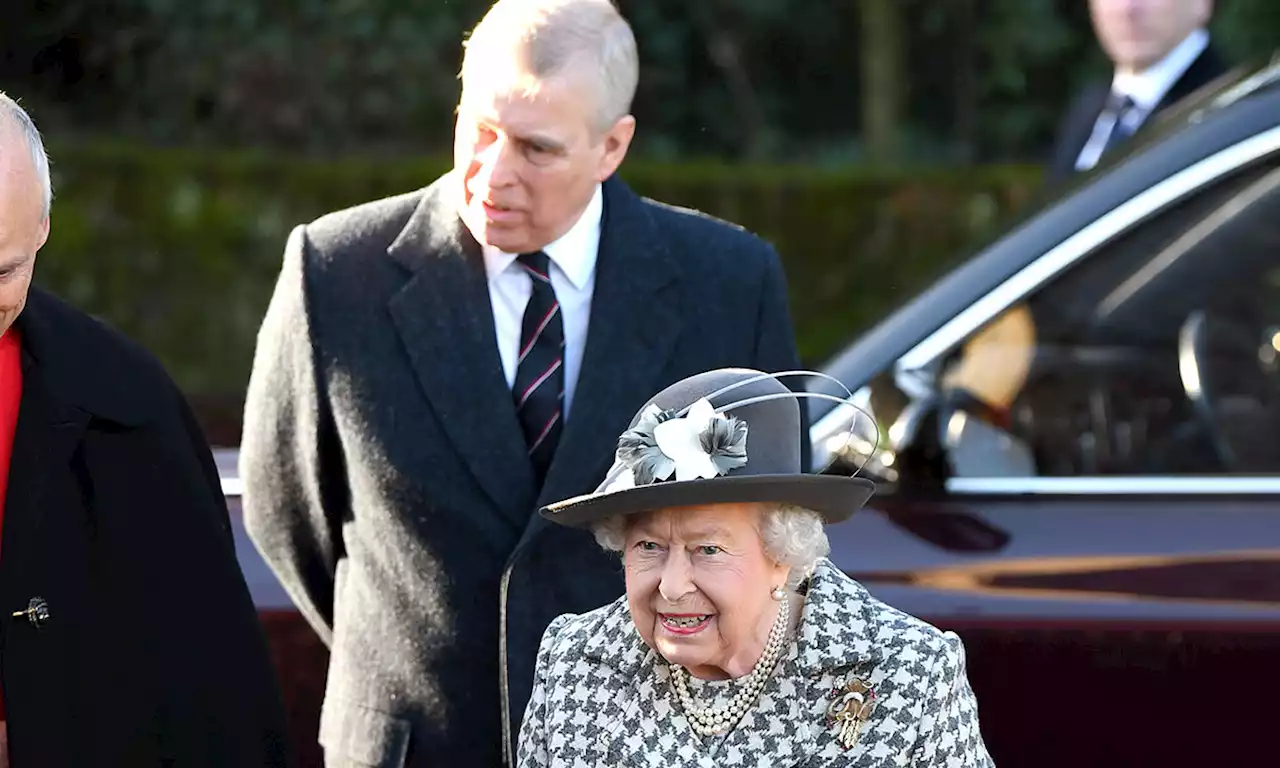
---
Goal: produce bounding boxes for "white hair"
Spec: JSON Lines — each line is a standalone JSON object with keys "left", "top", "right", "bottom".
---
{"left": 460, "top": 0, "right": 639, "bottom": 135}
{"left": 591, "top": 503, "right": 831, "bottom": 591}
{"left": 0, "top": 92, "right": 52, "bottom": 219}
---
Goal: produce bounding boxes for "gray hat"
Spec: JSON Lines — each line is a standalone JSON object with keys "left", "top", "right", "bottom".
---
{"left": 540, "top": 368, "right": 876, "bottom": 527}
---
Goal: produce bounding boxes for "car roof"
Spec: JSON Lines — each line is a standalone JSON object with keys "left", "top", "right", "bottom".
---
{"left": 809, "top": 57, "right": 1280, "bottom": 422}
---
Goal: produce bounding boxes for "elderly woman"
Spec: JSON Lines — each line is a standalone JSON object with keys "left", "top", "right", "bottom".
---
{"left": 517, "top": 368, "right": 994, "bottom": 767}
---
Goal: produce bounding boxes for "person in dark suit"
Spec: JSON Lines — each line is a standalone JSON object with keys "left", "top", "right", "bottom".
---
{"left": 1047, "top": 0, "right": 1229, "bottom": 183}
{"left": 238, "top": 1, "right": 808, "bottom": 765}
{"left": 0, "top": 93, "right": 290, "bottom": 767}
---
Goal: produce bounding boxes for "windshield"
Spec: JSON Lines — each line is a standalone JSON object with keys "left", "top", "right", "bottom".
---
{"left": 809, "top": 58, "right": 1280, "bottom": 472}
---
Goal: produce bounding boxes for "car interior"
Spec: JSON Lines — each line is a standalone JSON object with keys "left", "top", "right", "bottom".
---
{"left": 936, "top": 159, "right": 1280, "bottom": 478}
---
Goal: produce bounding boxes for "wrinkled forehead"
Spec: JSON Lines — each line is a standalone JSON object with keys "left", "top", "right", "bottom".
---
{"left": 462, "top": 51, "right": 542, "bottom": 101}
{"left": 0, "top": 129, "right": 45, "bottom": 228}
{"left": 463, "top": 64, "right": 594, "bottom": 110}
{"left": 459, "top": 71, "right": 601, "bottom": 148}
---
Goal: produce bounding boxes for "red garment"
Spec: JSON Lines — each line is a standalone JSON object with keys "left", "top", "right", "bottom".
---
{"left": 0, "top": 326, "right": 23, "bottom": 721}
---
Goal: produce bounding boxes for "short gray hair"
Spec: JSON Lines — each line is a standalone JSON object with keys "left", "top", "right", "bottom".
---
{"left": 0, "top": 92, "right": 52, "bottom": 219}
{"left": 461, "top": 0, "right": 639, "bottom": 134}
{"left": 592, "top": 503, "right": 831, "bottom": 591}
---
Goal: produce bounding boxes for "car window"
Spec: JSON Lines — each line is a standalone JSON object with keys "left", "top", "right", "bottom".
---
{"left": 939, "top": 156, "right": 1280, "bottom": 478}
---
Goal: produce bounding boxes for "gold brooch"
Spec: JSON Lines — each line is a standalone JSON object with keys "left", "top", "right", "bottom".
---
{"left": 826, "top": 677, "right": 875, "bottom": 750}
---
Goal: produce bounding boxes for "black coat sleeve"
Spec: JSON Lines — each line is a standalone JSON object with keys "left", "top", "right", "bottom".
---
{"left": 146, "top": 381, "right": 293, "bottom": 766}
{"left": 240, "top": 224, "right": 344, "bottom": 647}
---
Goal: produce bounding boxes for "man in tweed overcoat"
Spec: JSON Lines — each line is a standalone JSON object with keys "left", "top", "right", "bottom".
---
{"left": 239, "top": 2, "right": 808, "bottom": 765}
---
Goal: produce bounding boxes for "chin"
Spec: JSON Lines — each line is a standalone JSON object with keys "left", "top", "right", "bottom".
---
{"left": 657, "top": 644, "right": 704, "bottom": 670}
{"left": 484, "top": 234, "right": 529, "bottom": 253}
{"left": 473, "top": 225, "right": 527, "bottom": 253}
{"left": 654, "top": 631, "right": 708, "bottom": 657}
{"left": 1114, "top": 44, "right": 1157, "bottom": 69}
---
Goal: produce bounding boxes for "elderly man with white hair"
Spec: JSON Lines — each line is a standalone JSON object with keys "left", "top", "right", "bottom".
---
{"left": 520, "top": 369, "right": 994, "bottom": 766}
{"left": 0, "top": 92, "right": 289, "bottom": 766}
{"left": 240, "top": 0, "right": 808, "bottom": 765}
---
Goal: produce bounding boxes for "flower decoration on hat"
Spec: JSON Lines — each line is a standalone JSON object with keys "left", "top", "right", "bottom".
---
{"left": 612, "top": 398, "right": 748, "bottom": 489}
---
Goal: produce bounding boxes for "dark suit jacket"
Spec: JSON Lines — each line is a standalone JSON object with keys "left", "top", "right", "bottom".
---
{"left": 1046, "top": 44, "right": 1229, "bottom": 183}
{"left": 1, "top": 287, "right": 290, "bottom": 767}
{"left": 240, "top": 172, "right": 807, "bottom": 767}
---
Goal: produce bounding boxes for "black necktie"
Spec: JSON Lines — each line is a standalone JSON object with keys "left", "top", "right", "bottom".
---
{"left": 512, "top": 251, "right": 564, "bottom": 483}
{"left": 1100, "top": 91, "right": 1138, "bottom": 156}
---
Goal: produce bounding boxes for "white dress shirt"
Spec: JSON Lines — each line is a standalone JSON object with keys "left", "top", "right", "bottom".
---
{"left": 1076, "top": 28, "right": 1210, "bottom": 171}
{"left": 483, "top": 184, "right": 602, "bottom": 419}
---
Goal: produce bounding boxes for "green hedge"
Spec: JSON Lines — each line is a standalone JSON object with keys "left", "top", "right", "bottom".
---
{"left": 35, "top": 142, "right": 1043, "bottom": 442}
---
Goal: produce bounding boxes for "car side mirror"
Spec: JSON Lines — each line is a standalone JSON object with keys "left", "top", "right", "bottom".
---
{"left": 885, "top": 394, "right": 950, "bottom": 493}
{"left": 811, "top": 391, "right": 951, "bottom": 489}
{"left": 881, "top": 395, "right": 1012, "bottom": 553}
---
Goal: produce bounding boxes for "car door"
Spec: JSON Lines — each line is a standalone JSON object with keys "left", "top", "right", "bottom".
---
{"left": 819, "top": 126, "right": 1280, "bottom": 767}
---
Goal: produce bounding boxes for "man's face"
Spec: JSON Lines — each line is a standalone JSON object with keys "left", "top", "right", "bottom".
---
{"left": 454, "top": 61, "right": 635, "bottom": 254}
{"left": 0, "top": 136, "right": 49, "bottom": 337}
{"left": 1089, "top": 0, "right": 1212, "bottom": 74}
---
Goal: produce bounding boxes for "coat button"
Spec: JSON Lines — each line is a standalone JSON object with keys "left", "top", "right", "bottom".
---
{"left": 12, "top": 597, "right": 50, "bottom": 629}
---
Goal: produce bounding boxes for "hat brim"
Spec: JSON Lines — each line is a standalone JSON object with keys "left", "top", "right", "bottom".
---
{"left": 540, "top": 474, "right": 877, "bottom": 529}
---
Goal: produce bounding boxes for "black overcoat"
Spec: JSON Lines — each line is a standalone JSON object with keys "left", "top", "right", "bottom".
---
{"left": 240, "top": 172, "right": 808, "bottom": 766}
{"left": 1, "top": 287, "right": 290, "bottom": 767}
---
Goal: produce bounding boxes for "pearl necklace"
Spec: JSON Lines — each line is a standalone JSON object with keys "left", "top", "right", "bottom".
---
{"left": 670, "top": 594, "right": 789, "bottom": 737}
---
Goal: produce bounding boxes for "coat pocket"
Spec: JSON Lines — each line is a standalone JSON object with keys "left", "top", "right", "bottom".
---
{"left": 319, "top": 698, "right": 412, "bottom": 768}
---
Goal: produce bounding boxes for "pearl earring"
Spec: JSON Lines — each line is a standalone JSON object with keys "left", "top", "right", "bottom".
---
{"left": 771, "top": 586, "right": 786, "bottom": 601}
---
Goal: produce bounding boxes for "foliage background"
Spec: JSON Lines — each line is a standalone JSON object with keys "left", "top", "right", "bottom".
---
{"left": 3, "top": 0, "right": 1279, "bottom": 442}
{"left": 35, "top": 144, "right": 1040, "bottom": 441}
{"left": 7, "top": 1, "right": 1278, "bottom": 161}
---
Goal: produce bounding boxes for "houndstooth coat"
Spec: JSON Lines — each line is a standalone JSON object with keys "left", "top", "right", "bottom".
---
{"left": 517, "top": 558, "right": 993, "bottom": 767}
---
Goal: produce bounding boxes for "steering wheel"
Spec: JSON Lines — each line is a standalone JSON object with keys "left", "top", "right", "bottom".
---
{"left": 1177, "top": 310, "right": 1277, "bottom": 470}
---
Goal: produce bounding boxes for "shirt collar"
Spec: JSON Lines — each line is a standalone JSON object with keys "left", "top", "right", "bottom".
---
{"left": 482, "top": 183, "right": 603, "bottom": 291}
{"left": 1112, "top": 28, "right": 1210, "bottom": 111}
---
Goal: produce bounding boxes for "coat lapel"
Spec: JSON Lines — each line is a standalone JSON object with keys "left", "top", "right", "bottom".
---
{"left": 711, "top": 562, "right": 884, "bottom": 767}
{"left": 386, "top": 177, "right": 537, "bottom": 519}
{"left": 1157, "top": 44, "right": 1229, "bottom": 114}
{"left": 0, "top": 289, "right": 147, "bottom": 605}
{"left": 385, "top": 175, "right": 684, "bottom": 530}
{"left": 694, "top": 561, "right": 888, "bottom": 768}
{"left": 0, "top": 351, "right": 89, "bottom": 590}
{"left": 535, "top": 177, "right": 683, "bottom": 513}
{"left": 782, "top": 561, "right": 890, "bottom": 766}
{"left": 578, "top": 603, "right": 707, "bottom": 768}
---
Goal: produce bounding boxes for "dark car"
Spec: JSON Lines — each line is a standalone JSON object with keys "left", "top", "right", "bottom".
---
{"left": 219, "top": 61, "right": 1280, "bottom": 767}
{"left": 807, "top": 59, "right": 1280, "bottom": 766}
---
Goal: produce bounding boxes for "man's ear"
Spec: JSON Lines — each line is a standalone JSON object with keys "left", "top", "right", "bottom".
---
{"left": 35, "top": 215, "right": 49, "bottom": 252}
{"left": 596, "top": 115, "right": 636, "bottom": 181}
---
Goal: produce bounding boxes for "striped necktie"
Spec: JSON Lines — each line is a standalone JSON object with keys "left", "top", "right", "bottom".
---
{"left": 512, "top": 251, "right": 564, "bottom": 483}
{"left": 1100, "top": 91, "right": 1139, "bottom": 156}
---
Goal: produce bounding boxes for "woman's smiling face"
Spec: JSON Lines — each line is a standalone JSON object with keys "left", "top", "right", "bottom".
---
{"left": 622, "top": 503, "right": 790, "bottom": 680}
